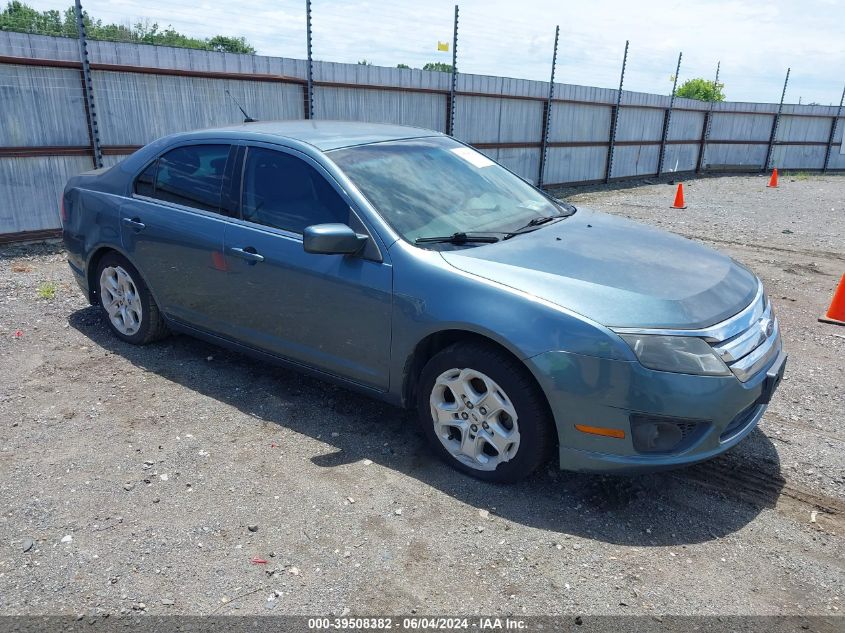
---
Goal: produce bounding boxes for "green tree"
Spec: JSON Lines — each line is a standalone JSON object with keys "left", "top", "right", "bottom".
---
{"left": 357, "top": 59, "right": 373, "bottom": 65}
{"left": 675, "top": 77, "right": 726, "bottom": 102}
{"left": 423, "top": 62, "right": 452, "bottom": 73}
{"left": 207, "top": 35, "right": 255, "bottom": 54}
{"left": 0, "top": 1, "right": 255, "bottom": 54}
{"left": 396, "top": 63, "right": 410, "bottom": 69}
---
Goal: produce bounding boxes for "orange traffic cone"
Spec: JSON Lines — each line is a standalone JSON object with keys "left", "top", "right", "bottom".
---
{"left": 819, "top": 273, "right": 845, "bottom": 326}
{"left": 671, "top": 183, "right": 687, "bottom": 209}
{"left": 767, "top": 168, "right": 779, "bottom": 188}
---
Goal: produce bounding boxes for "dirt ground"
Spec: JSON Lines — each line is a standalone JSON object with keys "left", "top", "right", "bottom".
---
{"left": 0, "top": 174, "right": 843, "bottom": 618}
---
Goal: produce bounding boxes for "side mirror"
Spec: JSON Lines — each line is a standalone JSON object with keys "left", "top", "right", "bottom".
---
{"left": 303, "top": 223, "right": 368, "bottom": 255}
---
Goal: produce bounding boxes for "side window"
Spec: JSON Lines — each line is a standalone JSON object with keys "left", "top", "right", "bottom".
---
{"left": 137, "top": 144, "right": 230, "bottom": 212}
{"left": 241, "top": 147, "right": 351, "bottom": 233}
{"left": 135, "top": 161, "right": 156, "bottom": 196}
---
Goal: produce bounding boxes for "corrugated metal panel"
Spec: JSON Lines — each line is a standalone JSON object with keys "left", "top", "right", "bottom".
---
{"left": 87, "top": 39, "right": 309, "bottom": 79}
{"left": 709, "top": 112, "right": 774, "bottom": 141}
{"left": 101, "top": 154, "right": 133, "bottom": 169}
{"left": 93, "top": 71, "right": 304, "bottom": 145}
{"left": 612, "top": 145, "right": 660, "bottom": 177}
{"left": 544, "top": 146, "right": 607, "bottom": 184}
{"left": 316, "top": 61, "right": 449, "bottom": 91}
{"left": 0, "top": 31, "right": 78, "bottom": 61}
{"left": 615, "top": 107, "right": 664, "bottom": 142}
{"left": 770, "top": 145, "right": 826, "bottom": 170}
{"left": 555, "top": 83, "right": 616, "bottom": 105}
{"left": 548, "top": 103, "right": 611, "bottom": 142}
{"left": 667, "top": 110, "right": 705, "bottom": 141}
{"left": 314, "top": 86, "right": 445, "bottom": 131}
{"left": 776, "top": 115, "right": 831, "bottom": 142}
{"left": 458, "top": 74, "right": 547, "bottom": 99}
{"left": 495, "top": 147, "right": 541, "bottom": 184}
{"left": 703, "top": 143, "right": 768, "bottom": 169}
{"left": 0, "top": 64, "right": 90, "bottom": 146}
{"left": 662, "top": 144, "right": 700, "bottom": 173}
{"left": 454, "top": 96, "right": 543, "bottom": 143}
{"left": 0, "top": 156, "right": 92, "bottom": 232}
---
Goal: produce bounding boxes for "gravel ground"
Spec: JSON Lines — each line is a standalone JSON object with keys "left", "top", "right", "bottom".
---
{"left": 0, "top": 174, "right": 843, "bottom": 618}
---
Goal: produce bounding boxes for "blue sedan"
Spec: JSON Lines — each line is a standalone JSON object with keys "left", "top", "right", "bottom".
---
{"left": 62, "top": 121, "right": 786, "bottom": 482}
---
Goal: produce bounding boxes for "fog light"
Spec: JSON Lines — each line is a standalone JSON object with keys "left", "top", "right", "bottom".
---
{"left": 630, "top": 414, "right": 705, "bottom": 454}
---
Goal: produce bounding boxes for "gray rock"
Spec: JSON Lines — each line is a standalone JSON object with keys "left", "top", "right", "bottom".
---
{"left": 247, "top": 524, "right": 258, "bottom": 533}
{"left": 123, "top": 482, "right": 135, "bottom": 491}
{"left": 22, "top": 537, "right": 35, "bottom": 553}
{"left": 161, "top": 598, "right": 175, "bottom": 606}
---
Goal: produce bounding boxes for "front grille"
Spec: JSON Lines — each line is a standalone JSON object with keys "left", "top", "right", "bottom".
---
{"left": 710, "top": 292, "right": 781, "bottom": 382}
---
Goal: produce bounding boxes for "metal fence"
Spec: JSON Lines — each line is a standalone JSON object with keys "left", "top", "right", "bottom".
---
{"left": 1, "top": 2, "right": 844, "bottom": 241}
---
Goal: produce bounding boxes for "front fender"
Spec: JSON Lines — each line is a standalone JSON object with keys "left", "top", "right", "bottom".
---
{"left": 386, "top": 241, "right": 634, "bottom": 402}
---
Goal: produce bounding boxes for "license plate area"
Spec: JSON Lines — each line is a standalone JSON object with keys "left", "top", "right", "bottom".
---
{"left": 758, "top": 353, "right": 787, "bottom": 405}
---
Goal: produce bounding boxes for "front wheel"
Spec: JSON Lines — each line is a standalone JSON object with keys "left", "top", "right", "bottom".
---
{"left": 96, "top": 252, "right": 168, "bottom": 345}
{"left": 416, "top": 342, "right": 555, "bottom": 483}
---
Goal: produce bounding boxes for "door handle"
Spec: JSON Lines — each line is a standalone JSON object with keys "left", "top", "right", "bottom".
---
{"left": 228, "top": 247, "right": 265, "bottom": 263}
{"left": 122, "top": 217, "right": 146, "bottom": 231}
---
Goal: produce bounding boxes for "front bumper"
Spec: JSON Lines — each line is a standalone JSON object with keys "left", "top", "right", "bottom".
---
{"left": 526, "top": 341, "right": 786, "bottom": 474}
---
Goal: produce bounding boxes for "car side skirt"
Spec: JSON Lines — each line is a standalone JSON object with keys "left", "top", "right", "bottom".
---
{"left": 166, "top": 319, "right": 399, "bottom": 406}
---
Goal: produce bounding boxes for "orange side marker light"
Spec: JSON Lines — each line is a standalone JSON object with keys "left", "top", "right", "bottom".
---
{"left": 574, "top": 424, "right": 625, "bottom": 439}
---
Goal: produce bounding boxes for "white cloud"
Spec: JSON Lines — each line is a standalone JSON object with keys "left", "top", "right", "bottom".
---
{"left": 25, "top": 0, "right": 845, "bottom": 104}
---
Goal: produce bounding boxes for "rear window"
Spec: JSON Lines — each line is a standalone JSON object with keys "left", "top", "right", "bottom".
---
{"left": 134, "top": 144, "right": 230, "bottom": 213}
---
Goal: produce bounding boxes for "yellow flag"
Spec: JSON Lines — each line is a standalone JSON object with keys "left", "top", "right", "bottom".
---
{"left": 437, "top": 41, "right": 449, "bottom": 52}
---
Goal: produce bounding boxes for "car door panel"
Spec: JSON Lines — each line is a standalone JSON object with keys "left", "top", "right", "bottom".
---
{"left": 119, "top": 142, "right": 235, "bottom": 333}
{"left": 219, "top": 144, "right": 393, "bottom": 390}
{"left": 120, "top": 198, "right": 230, "bottom": 330}
{"left": 223, "top": 224, "right": 392, "bottom": 388}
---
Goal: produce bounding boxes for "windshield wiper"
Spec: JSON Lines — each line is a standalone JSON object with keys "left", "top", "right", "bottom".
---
{"left": 415, "top": 232, "right": 501, "bottom": 245}
{"left": 503, "top": 213, "right": 568, "bottom": 239}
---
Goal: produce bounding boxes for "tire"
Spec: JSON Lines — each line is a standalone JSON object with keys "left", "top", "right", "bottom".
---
{"left": 95, "top": 252, "right": 168, "bottom": 345}
{"left": 416, "top": 341, "right": 555, "bottom": 483}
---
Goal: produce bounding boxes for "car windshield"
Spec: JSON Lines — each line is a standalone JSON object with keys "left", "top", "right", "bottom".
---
{"left": 328, "top": 136, "right": 573, "bottom": 245}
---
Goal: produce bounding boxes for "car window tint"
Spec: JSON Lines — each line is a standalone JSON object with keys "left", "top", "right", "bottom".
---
{"left": 241, "top": 147, "right": 350, "bottom": 233}
{"left": 134, "top": 161, "right": 157, "bottom": 196}
{"left": 152, "top": 144, "right": 230, "bottom": 212}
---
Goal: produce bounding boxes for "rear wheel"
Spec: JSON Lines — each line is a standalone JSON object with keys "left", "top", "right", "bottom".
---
{"left": 416, "top": 341, "right": 555, "bottom": 483}
{"left": 96, "top": 252, "right": 168, "bottom": 345}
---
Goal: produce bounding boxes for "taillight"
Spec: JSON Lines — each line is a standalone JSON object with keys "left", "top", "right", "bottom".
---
{"left": 60, "top": 196, "right": 67, "bottom": 225}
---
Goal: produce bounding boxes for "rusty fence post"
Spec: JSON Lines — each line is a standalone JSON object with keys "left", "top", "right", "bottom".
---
{"left": 657, "top": 51, "right": 682, "bottom": 176}
{"left": 822, "top": 83, "right": 845, "bottom": 173}
{"left": 765, "top": 67, "right": 790, "bottom": 171}
{"left": 605, "top": 40, "right": 629, "bottom": 183}
{"left": 447, "top": 4, "right": 459, "bottom": 136}
{"left": 538, "top": 25, "right": 559, "bottom": 187}
{"left": 74, "top": 0, "right": 102, "bottom": 168}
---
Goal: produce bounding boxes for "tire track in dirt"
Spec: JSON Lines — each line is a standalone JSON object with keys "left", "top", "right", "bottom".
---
{"left": 678, "top": 459, "right": 845, "bottom": 531}
{"left": 680, "top": 235, "right": 845, "bottom": 263}
{"left": 764, "top": 411, "right": 845, "bottom": 444}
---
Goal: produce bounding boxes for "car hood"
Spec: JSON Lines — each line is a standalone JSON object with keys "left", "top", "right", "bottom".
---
{"left": 440, "top": 208, "right": 759, "bottom": 329}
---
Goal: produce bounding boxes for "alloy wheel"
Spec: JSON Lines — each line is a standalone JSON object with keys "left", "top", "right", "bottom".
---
{"left": 429, "top": 367, "right": 521, "bottom": 471}
{"left": 99, "top": 265, "right": 143, "bottom": 336}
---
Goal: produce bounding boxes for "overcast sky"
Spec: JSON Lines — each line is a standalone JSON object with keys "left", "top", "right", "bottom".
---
{"left": 26, "top": 0, "right": 845, "bottom": 105}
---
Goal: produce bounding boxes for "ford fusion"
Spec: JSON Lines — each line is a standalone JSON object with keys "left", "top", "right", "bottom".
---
{"left": 62, "top": 121, "right": 786, "bottom": 482}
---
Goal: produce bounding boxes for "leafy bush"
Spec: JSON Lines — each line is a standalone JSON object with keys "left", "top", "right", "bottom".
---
{"left": 675, "top": 78, "right": 726, "bottom": 102}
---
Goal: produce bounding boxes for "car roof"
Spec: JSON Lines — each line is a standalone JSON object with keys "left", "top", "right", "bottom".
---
{"left": 190, "top": 120, "right": 443, "bottom": 151}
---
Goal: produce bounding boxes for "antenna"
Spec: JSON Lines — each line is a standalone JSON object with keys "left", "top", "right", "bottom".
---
{"left": 225, "top": 89, "right": 257, "bottom": 123}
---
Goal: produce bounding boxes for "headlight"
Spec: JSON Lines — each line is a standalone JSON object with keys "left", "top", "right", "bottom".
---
{"left": 619, "top": 334, "right": 730, "bottom": 376}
